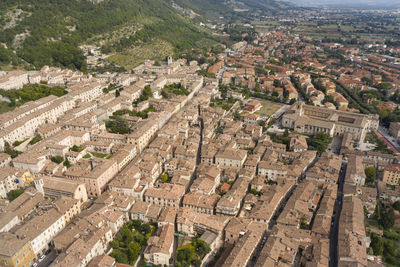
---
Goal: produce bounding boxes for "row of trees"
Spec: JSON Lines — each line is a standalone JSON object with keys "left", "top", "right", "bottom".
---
{"left": 113, "top": 105, "right": 156, "bottom": 119}
{"left": 369, "top": 200, "right": 400, "bottom": 266}
{"left": 0, "top": 84, "right": 67, "bottom": 112}
{"left": 134, "top": 86, "right": 153, "bottom": 104}
{"left": 290, "top": 75, "right": 310, "bottom": 103}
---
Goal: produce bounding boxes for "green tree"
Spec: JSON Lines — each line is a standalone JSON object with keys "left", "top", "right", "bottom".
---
{"left": 7, "top": 189, "right": 24, "bottom": 201}
{"left": 193, "top": 238, "right": 211, "bottom": 258}
{"left": 70, "top": 145, "right": 82, "bottom": 152}
{"left": 4, "top": 141, "right": 21, "bottom": 158}
{"left": 133, "top": 231, "right": 145, "bottom": 245}
{"left": 136, "top": 85, "right": 152, "bottom": 103}
{"left": 127, "top": 242, "right": 141, "bottom": 263}
{"left": 132, "top": 220, "right": 141, "bottom": 229}
{"left": 110, "top": 240, "right": 119, "bottom": 249}
{"left": 50, "top": 155, "right": 64, "bottom": 164}
{"left": 233, "top": 110, "right": 241, "bottom": 121}
{"left": 139, "top": 223, "right": 152, "bottom": 235}
{"left": 63, "top": 159, "right": 71, "bottom": 168}
{"left": 300, "top": 217, "right": 309, "bottom": 229}
{"left": 121, "top": 226, "right": 134, "bottom": 244}
{"left": 178, "top": 248, "right": 193, "bottom": 263}
{"left": 380, "top": 206, "right": 395, "bottom": 229}
{"left": 307, "top": 132, "right": 333, "bottom": 155}
{"left": 110, "top": 249, "right": 128, "bottom": 264}
{"left": 273, "top": 79, "right": 282, "bottom": 88}
{"left": 106, "top": 117, "right": 130, "bottom": 134}
{"left": 29, "top": 135, "right": 42, "bottom": 145}
{"left": 370, "top": 232, "right": 383, "bottom": 255}
{"left": 161, "top": 173, "right": 169, "bottom": 182}
{"left": 365, "top": 167, "right": 376, "bottom": 184}
{"left": 0, "top": 46, "right": 11, "bottom": 64}
{"left": 193, "top": 258, "right": 201, "bottom": 267}
{"left": 362, "top": 77, "right": 374, "bottom": 86}
{"left": 393, "top": 201, "right": 400, "bottom": 212}
{"left": 383, "top": 239, "right": 398, "bottom": 265}
{"left": 376, "top": 200, "right": 395, "bottom": 229}
{"left": 283, "top": 88, "right": 289, "bottom": 101}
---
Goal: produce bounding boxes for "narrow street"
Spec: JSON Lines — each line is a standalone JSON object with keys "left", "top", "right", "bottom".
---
{"left": 37, "top": 248, "right": 56, "bottom": 267}
{"left": 377, "top": 126, "right": 400, "bottom": 153}
{"left": 172, "top": 104, "right": 205, "bottom": 266}
{"left": 249, "top": 155, "right": 320, "bottom": 266}
{"left": 329, "top": 160, "right": 347, "bottom": 267}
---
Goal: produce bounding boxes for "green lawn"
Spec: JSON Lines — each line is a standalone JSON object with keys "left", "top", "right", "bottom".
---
{"left": 254, "top": 100, "right": 284, "bottom": 117}
{"left": 91, "top": 152, "right": 107, "bottom": 158}
{"left": 0, "top": 102, "right": 16, "bottom": 114}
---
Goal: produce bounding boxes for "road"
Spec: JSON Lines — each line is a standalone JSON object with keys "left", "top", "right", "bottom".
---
{"left": 37, "top": 248, "right": 56, "bottom": 267}
{"left": 377, "top": 126, "right": 400, "bottom": 153}
{"left": 328, "top": 136, "right": 342, "bottom": 154}
{"left": 270, "top": 104, "right": 291, "bottom": 120}
{"left": 329, "top": 160, "right": 347, "bottom": 267}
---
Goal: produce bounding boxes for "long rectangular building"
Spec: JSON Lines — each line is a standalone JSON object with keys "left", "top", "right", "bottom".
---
{"left": 282, "top": 102, "right": 379, "bottom": 141}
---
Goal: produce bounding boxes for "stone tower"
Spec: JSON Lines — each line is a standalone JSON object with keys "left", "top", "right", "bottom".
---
{"left": 167, "top": 56, "right": 173, "bottom": 65}
{"left": 34, "top": 178, "right": 44, "bottom": 195}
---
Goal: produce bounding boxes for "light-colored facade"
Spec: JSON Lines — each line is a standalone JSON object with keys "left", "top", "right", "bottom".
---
{"left": 282, "top": 102, "right": 379, "bottom": 141}
{"left": 144, "top": 183, "right": 185, "bottom": 207}
{"left": 0, "top": 233, "right": 35, "bottom": 267}
{"left": 34, "top": 176, "right": 88, "bottom": 202}
{"left": 389, "top": 122, "right": 400, "bottom": 141}
{"left": 127, "top": 121, "right": 159, "bottom": 153}
{"left": 0, "top": 96, "right": 75, "bottom": 151}
{"left": 63, "top": 159, "right": 118, "bottom": 197}
{"left": 144, "top": 224, "right": 174, "bottom": 266}
{"left": 14, "top": 208, "right": 66, "bottom": 257}
{"left": 382, "top": 164, "right": 400, "bottom": 185}
{"left": 215, "top": 149, "right": 247, "bottom": 169}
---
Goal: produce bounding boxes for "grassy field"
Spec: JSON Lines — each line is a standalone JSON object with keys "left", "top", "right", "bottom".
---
{"left": 254, "top": 100, "right": 284, "bottom": 117}
{"left": 107, "top": 39, "right": 175, "bottom": 69}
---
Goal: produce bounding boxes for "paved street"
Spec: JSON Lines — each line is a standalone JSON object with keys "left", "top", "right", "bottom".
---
{"left": 378, "top": 126, "right": 400, "bottom": 153}
{"left": 37, "top": 249, "right": 56, "bottom": 267}
{"left": 329, "top": 160, "right": 347, "bottom": 267}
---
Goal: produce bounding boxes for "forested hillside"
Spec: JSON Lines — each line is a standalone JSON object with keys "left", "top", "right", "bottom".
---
{"left": 0, "top": 0, "right": 216, "bottom": 71}
{"left": 0, "top": 0, "right": 291, "bottom": 71}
